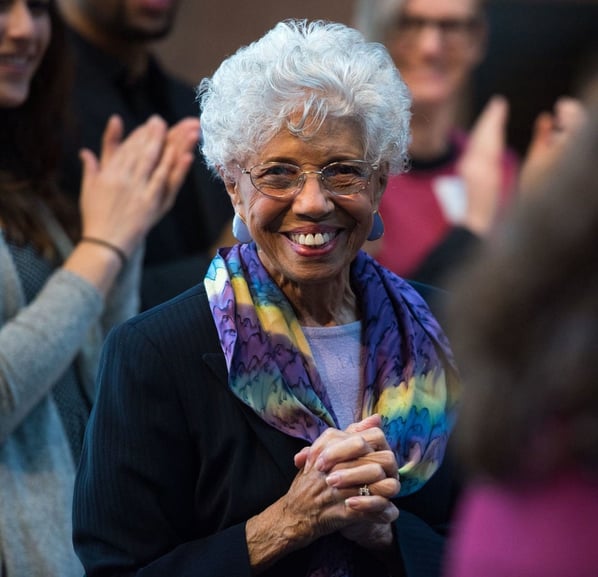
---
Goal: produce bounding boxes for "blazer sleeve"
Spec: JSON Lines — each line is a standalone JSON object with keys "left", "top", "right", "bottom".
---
{"left": 72, "top": 316, "right": 253, "bottom": 577}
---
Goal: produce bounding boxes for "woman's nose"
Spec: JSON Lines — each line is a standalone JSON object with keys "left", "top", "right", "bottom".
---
{"left": 7, "top": 1, "right": 36, "bottom": 40}
{"left": 292, "top": 172, "right": 334, "bottom": 215}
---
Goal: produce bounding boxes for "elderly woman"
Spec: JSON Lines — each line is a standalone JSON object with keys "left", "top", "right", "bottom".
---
{"left": 73, "top": 19, "right": 459, "bottom": 577}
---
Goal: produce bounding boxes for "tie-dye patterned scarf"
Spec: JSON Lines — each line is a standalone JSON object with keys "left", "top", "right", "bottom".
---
{"left": 204, "top": 242, "right": 459, "bottom": 496}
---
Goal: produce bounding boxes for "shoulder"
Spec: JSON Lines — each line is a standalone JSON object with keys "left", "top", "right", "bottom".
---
{"left": 111, "top": 282, "right": 220, "bottom": 354}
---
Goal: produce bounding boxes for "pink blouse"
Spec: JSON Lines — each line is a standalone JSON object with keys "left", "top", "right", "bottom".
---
{"left": 444, "top": 470, "right": 598, "bottom": 577}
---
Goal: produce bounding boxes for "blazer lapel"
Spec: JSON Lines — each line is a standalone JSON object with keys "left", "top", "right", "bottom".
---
{"left": 202, "top": 352, "right": 307, "bottom": 485}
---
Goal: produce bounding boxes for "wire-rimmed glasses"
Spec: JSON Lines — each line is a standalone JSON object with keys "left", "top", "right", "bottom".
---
{"left": 392, "top": 14, "right": 482, "bottom": 49}
{"left": 238, "top": 160, "right": 379, "bottom": 199}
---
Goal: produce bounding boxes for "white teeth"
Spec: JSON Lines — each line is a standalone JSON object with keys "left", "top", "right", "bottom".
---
{"left": 290, "top": 232, "right": 335, "bottom": 247}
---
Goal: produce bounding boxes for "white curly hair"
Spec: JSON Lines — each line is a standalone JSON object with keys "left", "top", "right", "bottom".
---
{"left": 197, "top": 19, "right": 412, "bottom": 179}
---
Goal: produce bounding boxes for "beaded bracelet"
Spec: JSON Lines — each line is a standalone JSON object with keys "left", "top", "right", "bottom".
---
{"left": 81, "top": 237, "right": 128, "bottom": 268}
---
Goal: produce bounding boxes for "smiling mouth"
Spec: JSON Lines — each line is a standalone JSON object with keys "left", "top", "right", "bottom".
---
{"left": 288, "top": 231, "right": 338, "bottom": 247}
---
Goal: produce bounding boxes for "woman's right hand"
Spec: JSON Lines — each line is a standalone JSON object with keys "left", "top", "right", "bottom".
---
{"left": 79, "top": 114, "right": 199, "bottom": 257}
{"left": 63, "top": 114, "right": 199, "bottom": 296}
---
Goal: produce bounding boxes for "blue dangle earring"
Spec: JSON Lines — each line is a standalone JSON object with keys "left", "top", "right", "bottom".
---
{"left": 232, "top": 213, "right": 253, "bottom": 243}
{"left": 367, "top": 211, "right": 385, "bottom": 241}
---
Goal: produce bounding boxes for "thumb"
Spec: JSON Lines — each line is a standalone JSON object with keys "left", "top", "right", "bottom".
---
{"left": 100, "top": 114, "right": 124, "bottom": 166}
{"left": 79, "top": 148, "right": 99, "bottom": 184}
{"left": 466, "top": 95, "right": 509, "bottom": 157}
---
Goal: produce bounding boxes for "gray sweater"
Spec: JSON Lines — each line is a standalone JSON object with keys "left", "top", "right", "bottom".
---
{"left": 0, "top": 207, "right": 142, "bottom": 577}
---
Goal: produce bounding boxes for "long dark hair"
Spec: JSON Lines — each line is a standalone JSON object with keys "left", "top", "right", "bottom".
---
{"left": 0, "top": 0, "right": 78, "bottom": 255}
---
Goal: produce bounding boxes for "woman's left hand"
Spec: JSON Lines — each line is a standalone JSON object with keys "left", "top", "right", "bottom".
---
{"left": 294, "top": 415, "right": 401, "bottom": 550}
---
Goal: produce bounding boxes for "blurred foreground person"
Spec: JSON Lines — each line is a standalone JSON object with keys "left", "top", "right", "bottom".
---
{"left": 444, "top": 99, "right": 598, "bottom": 577}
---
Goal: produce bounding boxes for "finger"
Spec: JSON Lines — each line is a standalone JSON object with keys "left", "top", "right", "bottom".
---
{"left": 79, "top": 147, "right": 98, "bottom": 177}
{"left": 144, "top": 140, "right": 178, "bottom": 211}
{"left": 314, "top": 431, "right": 394, "bottom": 477}
{"left": 163, "top": 124, "right": 199, "bottom": 194}
{"left": 327, "top": 449, "right": 398, "bottom": 478}
{"left": 168, "top": 117, "right": 201, "bottom": 143}
{"left": 344, "top": 499, "right": 400, "bottom": 524}
{"left": 313, "top": 433, "right": 372, "bottom": 472}
{"left": 326, "top": 462, "right": 385, "bottom": 488}
{"left": 305, "top": 422, "right": 392, "bottom": 473}
{"left": 553, "top": 97, "right": 586, "bottom": 134}
{"left": 165, "top": 151, "right": 194, "bottom": 200}
{"left": 294, "top": 446, "right": 310, "bottom": 469}
{"left": 100, "top": 115, "right": 124, "bottom": 167}
{"left": 303, "top": 427, "right": 345, "bottom": 471}
{"left": 466, "top": 94, "right": 508, "bottom": 158}
{"left": 130, "top": 116, "right": 168, "bottom": 181}
{"left": 345, "top": 414, "right": 381, "bottom": 434}
{"left": 530, "top": 111, "right": 554, "bottom": 149}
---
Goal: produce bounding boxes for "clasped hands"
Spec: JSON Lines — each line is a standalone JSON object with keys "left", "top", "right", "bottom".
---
{"left": 291, "top": 414, "right": 400, "bottom": 551}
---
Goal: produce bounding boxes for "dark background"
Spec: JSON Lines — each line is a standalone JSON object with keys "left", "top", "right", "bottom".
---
{"left": 155, "top": 0, "right": 598, "bottom": 156}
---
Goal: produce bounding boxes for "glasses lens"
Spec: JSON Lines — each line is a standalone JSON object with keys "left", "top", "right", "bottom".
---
{"left": 322, "top": 161, "right": 372, "bottom": 195}
{"left": 250, "top": 163, "right": 301, "bottom": 196}
{"left": 395, "top": 15, "right": 478, "bottom": 47}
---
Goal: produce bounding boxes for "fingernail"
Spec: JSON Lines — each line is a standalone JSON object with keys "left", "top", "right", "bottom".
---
{"left": 326, "top": 473, "right": 340, "bottom": 487}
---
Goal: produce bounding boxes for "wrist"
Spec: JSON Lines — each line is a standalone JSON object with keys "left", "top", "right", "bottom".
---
{"left": 80, "top": 236, "right": 128, "bottom": 268}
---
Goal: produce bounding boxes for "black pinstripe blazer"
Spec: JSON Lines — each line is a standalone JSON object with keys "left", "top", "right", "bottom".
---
{"left": 73, "top": 281, "right": 460, "bottom": 577}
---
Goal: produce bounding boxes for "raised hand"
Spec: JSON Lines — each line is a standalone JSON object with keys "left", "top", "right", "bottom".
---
{"left": 64, "top": 114, "right": 199, "bottom": 295}
{"left": 78, "top": 114, "right": 199, "bottom": 257}
{"left": 456, "top": 95, "right": 510, "bottom": 235}
{"left": 518, "top": 97, "right": 587, "bottom": 195}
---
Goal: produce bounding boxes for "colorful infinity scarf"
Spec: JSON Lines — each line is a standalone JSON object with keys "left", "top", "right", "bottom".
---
{"left": 204, "top": 243, "right": 459, "bottom": 495}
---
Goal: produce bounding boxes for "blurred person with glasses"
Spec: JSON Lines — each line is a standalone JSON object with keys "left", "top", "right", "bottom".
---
{"left": 355, "top": 0, "right": 520, "bottom": 287}
{"left": 73, "top": 19, "right": 461, "bottom": 577}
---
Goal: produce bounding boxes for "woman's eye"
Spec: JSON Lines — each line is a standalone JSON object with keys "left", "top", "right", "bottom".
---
{"left": 260, "top": 164, "right": 298, "bottom": 177}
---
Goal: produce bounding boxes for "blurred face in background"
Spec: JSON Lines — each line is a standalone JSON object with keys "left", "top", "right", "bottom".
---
{"left": 384, "top": 0, "right": 486, "bottom": 109}
{"left": 0, "top": 0, "right": 51, "bottom": 107}
{"left": 75, "top": 0, "right": 180, "bottom": 41}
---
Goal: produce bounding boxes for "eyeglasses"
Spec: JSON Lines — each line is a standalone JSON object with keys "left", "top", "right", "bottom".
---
{"left": 393, "top": 14, "right": 481, "bottom": 47}
{"left": 238, "top": 160, "right": 379, "bottom": 199}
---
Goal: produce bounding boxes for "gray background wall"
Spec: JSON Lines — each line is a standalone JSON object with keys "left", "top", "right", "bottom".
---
{"left": 155, "top": 0, "right": 355, "bottom": 86}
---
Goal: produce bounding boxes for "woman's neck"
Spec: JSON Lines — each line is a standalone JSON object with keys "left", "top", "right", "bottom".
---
{"left": 279, "top": 278, "right": 359, "bottom": 327}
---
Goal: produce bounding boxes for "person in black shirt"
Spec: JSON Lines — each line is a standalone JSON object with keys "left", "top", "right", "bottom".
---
{"left": 57, "top": 0, "right": 234, "bottom": 309}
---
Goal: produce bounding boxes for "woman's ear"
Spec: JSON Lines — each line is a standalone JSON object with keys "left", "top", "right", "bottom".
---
{"left": 219, "top": 166, "right": 241, "bottom": 207}
{"left": 373, "top": 165, "right": 389, "bottom": 209}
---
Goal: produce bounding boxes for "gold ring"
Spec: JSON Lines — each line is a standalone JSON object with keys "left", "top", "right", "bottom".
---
{"left": 358, "top": 484, "right": 371, "bottom": 496}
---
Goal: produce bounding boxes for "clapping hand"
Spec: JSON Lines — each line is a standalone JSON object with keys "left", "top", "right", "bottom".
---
{"left": 456, "top": 95, "right": 510, "bottom": 236}
{"left": 78, "top": 114, "right": 200, "bottom": 258}
{"left": 518, "top": 97, "right": 587, "bottom": 195}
